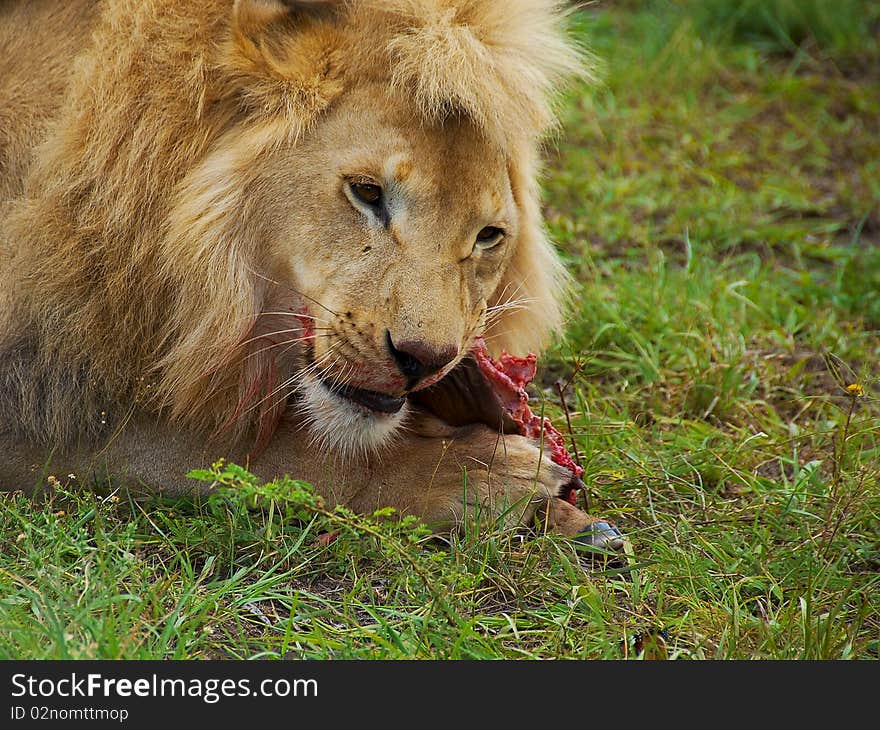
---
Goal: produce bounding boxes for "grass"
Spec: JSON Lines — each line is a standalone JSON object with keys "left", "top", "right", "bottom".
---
{"left": 665, "top": 0, "right": 880, "bottom": 61}
{"left": 1, "top": 0, "right": 878, "bottom": 660}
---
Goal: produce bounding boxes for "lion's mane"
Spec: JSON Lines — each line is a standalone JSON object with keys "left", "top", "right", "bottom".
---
{"left": 0, "top": 0, "right": 591, "bottom": 449}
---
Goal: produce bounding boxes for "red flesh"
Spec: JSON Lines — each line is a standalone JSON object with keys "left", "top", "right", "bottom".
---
{"left": 296, "top": 306, "right": 315, "bottom": 342}
{"left": 470, "top": 338, "right": 583, "bottom": 503}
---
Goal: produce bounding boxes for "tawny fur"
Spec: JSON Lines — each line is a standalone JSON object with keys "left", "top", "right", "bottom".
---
{"left": 0, "top": 0, "right": 617, "bottom": 542}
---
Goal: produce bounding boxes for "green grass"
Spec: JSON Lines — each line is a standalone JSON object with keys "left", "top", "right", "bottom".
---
{"left": 670, "top": 0, "right": 880, "bottom": 60}
{"left": 2, "top": 1, "right": 878, "bottom": 659}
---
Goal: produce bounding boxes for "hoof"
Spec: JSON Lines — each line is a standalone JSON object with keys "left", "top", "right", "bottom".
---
{"left": 574, "top": 521, "right": 625, "bottom": 552}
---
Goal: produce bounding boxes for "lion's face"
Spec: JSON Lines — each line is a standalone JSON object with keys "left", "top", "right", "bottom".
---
{"left": 253, "top": 85, "right": 519, "bottom": 454}
{"left": 120, "top": 0, "right": 580, "bottom": 454}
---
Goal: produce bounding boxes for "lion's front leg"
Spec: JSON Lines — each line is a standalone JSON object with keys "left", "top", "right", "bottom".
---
{"left": 4, "top": 411, "right": 623, "bottom": 553}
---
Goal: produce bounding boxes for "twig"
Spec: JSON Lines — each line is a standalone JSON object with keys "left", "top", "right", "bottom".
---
{"left": 555, "top": 379, "right": 583, "bottom": 470}
{"left": 555, "top": 378, "right": 590, "bottom": 512}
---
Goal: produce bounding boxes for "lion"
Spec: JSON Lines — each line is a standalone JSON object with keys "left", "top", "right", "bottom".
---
{"left": 0, "top": 0, "right": 622, "bottom": 550}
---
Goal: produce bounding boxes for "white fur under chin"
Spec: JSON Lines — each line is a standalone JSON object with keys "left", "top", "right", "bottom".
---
{"left": 299, "top": 374, "right": 407, "bottom": 461}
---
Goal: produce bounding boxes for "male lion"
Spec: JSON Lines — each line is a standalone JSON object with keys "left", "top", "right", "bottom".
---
{"left": 0, "top": 0, "right": 622, "bottom": 549}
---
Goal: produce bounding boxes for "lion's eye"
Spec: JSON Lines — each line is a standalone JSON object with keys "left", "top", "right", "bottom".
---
{"left": 475, "top": 226, "right": 505, "bottom": 249}
{"left": 350, "top": 182, "right": 383, "bottom": 207}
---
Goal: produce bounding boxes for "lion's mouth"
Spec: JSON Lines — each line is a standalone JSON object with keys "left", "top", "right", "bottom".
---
{"left": 320, "top": 377, "right": 406, "bottom": 415}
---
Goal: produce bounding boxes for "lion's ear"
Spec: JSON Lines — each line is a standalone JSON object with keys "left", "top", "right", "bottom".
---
{"left": 226, "top": 0, "right": 344, "bottom": 122}
{"left": 232, "top": 0, "right": 289, "bottom": 41}
{"left": 232, "top": 0, "right": 337, "bottom": 47}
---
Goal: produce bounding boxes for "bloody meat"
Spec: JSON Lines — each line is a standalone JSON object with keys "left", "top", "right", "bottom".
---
{"left": 470, "top": 338, "right": 583, "bottom": 503}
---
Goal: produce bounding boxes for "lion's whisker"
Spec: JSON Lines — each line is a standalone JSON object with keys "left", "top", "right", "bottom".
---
{"left": 245, "top": 265, "right": 340, "bottom": 318}
{"left": 242, "top": 343, "right": 342, "bottom": 416}
{"left": 311, "top": 355, "right": 343, "bottom": 395}
{"left": 490, "top": 281, "right": 527, "bottom": 309}
{"left": 299, "top": 345, "right": 341, "bottom": 375}
{"left": 293, "top": 350, "right": 340, "bottom": 386}
{"left": 258, "top": 310, "right": 331, "bottom": 325}
{"left": 242, "top": 331, "right": 332, "bottom": 363}
{"left": 237, "top": 327, "right": 330, "bottom": 349}
{"left": 486, "top": 297, "right": 537, "bottom": 314}
{"left": 491, "top": 280, "right": 517, "bottom": 305}
{"left": 324, "top": 361, "right": 358, "bottom": 397}
{"left": 481, "top": 329, "right": 513, "bottom": 343}
{"left": 484, "top": 298, "right": 537, "bottom": 329}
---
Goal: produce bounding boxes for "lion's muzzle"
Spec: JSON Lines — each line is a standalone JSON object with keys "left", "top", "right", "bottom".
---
{"left": 386, "top": 331, "right": 458, "bottom": 385}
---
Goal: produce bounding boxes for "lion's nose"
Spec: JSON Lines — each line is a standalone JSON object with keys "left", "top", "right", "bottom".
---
{"left": 386, "top": 332, "right": 457, "bottom": 381}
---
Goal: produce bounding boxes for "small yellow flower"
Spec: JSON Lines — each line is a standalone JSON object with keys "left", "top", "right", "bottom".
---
{"left": 845, "top": 383, "right": 865, "bottom": 397}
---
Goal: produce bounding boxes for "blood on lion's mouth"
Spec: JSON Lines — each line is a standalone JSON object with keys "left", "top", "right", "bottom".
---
{"left": 322, "top": 378, "right": 406, "bottom": 415}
